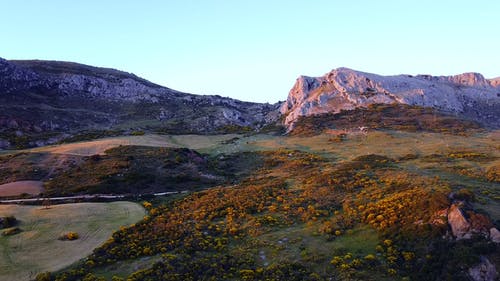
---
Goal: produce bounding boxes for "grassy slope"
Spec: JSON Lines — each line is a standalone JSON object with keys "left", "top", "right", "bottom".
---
{"left": 0, "top": 202, "right": 145, "bottom": 281}
{"left": 1, "top": 128, "right": 499, "bottom": 280}
{"left": 252, "top": 131, "right": 500, "bottom": 219}
{"left": 42, "top": 129, "right": 498, "bottom": 280}
{"left": 27, "top": 134, "right": 241, "bottom": 156}
{"left": 0, "top": 134, "right": 249, "bottom": 195}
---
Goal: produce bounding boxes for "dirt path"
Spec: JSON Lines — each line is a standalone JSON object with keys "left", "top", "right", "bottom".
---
{"left": 0, "top": 190, "right": 188, "bottom": 204}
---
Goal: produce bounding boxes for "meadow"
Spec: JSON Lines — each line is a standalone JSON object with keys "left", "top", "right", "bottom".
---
{"left": 27, "top": 134, "right": 242, "bottom": 156}
{"left": 0, "top": 202, "right": 144, "bottom": 281}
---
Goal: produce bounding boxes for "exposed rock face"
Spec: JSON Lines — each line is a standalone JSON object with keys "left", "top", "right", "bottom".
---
{"left": 448, "top": 203, "right": 472, "bottom": 239}
{"left": 0, "top": 58, "right": 280, "bottom": 148}
{"left": 447, "top": 202, "right": 495, "bottom": 241}
{"left": 468, "top": 256, "right": 498, "bottom": 281}
{"left": 281, "top": 68, "right": 500, "bottom": 129}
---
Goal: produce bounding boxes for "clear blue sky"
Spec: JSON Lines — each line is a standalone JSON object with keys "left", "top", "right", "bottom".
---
{"left": 1, "top": 0, "right": 499, "bottom": 103}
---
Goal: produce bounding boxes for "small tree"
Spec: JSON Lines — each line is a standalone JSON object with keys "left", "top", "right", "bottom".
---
{"left": 42, "top": 198, "right": 51, "bottom": 210}
{"left": 59, "top": 231, "right": 79, "bottom": 240}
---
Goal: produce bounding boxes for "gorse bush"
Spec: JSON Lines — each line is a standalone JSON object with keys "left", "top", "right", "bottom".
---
{"left": 59, "top": 231, "right": 79, "bottom": 241}
{"left": 43, "top": 148, "right": 496, "bottom": 280}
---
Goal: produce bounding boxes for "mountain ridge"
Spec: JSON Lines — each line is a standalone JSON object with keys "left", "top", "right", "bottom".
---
{"left": 2, "top": 57, "right": 499, "bottom": 149}
{"left": 0, "top": 57, "right": 280, "bottom": 149}
{"left": 281, "top": 67, "right": 500, "bottom": 129}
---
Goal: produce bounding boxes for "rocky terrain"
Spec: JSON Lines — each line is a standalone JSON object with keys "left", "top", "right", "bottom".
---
{"left": 2, "top": 58, "right": 499, "bottom": 150}
{"left": 281, "top": 68, "right": 500, "bottom": 129}
{"left": 0, "top": 58, "right": 279, "bottom": 149}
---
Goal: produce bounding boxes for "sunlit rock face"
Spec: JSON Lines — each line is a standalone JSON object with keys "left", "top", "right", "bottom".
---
{"left": 281, "top": 67, "right": 500, "bottom": 129}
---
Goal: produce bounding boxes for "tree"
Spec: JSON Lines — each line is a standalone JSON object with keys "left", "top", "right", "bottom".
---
{"left": 42, "top": 198, "right": 51, "bottom": 209}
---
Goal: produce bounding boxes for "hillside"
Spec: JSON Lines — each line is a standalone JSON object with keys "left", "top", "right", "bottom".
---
{"left": 289, "top": 103, "right": 482, "bottom": 136}
{"left": 32, "top": 130, "right": 499, "bottom": 281}
{"left": 0, "top": 58, "right": 280, "bottom": 149}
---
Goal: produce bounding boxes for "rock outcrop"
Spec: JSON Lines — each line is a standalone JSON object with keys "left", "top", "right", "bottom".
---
{"left": 281, "top": 68, "right": 500, "bottom": 129}
{"left": 447, "top": 202, "right": 496, "bottom": 241}
{"left": 448, "top": 203, "right": 473, "bottom": 239}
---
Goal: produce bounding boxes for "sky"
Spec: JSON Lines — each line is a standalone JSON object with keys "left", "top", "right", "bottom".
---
{"left": 1, "top": 0, "right": 499, "bottom": 103}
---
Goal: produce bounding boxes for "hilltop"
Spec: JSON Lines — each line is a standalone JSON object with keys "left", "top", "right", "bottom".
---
{"left": 281, "top": 68, "right": 500, "bottom": 130}
{"left": 0, "top": 58, "right": 279, "bottom": 149}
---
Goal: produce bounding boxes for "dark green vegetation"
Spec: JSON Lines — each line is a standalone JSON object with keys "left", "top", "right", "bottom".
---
{"left": 0, "top": 145, "right": 263, "bottom": 197}
{"left": 0, "top": 215, "right": 18, "bottom": 228}
{"left": 0, "top": 152, "right": 79, "bottom": 186}
{"left": 43, "top": 146, "right": 263, "bottom": 196}
{"left": 0, "top": 216, "right": 21, "bottom": 236}
{"left": 39, "top": 137, "right": 499, "bottom": 280}
{"left": 290, "top": 103, "right": 482, "bottom": 136}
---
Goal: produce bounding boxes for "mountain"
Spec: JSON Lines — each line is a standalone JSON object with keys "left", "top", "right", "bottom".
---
{"left": 0, "top": 58, "right": 280, "bottom": 149}
{"left": 280, "top": 68, "right": 500, "bottom": 129}
{"left": 2, "top": 58, "right": 499, "bottom": 149}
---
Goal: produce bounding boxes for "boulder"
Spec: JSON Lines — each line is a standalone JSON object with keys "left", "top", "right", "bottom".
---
{"left": 448, "top": 203, "right": 471, "bottom": 239}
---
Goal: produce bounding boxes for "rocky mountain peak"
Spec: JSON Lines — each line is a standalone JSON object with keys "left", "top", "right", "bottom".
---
{"left": 281, "top": 67, "right": 500, "bottom": 129}
{"left": 443, "top": 72, "right": 489, "bottom": 87}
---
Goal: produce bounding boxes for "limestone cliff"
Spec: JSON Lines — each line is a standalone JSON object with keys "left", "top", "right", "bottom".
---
{"left": 281, "top": 68, "right": 500, "bottom": 129}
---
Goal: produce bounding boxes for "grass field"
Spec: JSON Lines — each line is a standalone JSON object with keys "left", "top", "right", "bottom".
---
{"left": 27, "top": 134, "right": 242, "bottom": 156}
{"left": 0, "top": 181, "right": 43, "bottom": 197}
{"left": 0, "top": 202, "right": 145, "bottom": 281}
{"left": 252, "top": 130, "right": 500, "bottom": 161}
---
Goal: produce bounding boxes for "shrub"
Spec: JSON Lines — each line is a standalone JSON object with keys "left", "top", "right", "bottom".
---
{"left": 329, "top": 133, "right": 347, "bottom": 142}
{"left": 59, "top": 231, "right": 79, "bottom": 240}
{"left": 2, "top": 227, "right": 21, "bottom": 236}
{"left": 35, "top": 272, "right": 51, "bottom": 281}
{"left": 130, "top": 130, "right": 145, "bottom": 136}
{"left": 454, "top": 188, "right": 475, "bottom": 202}
{"left": 0, "top": 216, "right": 18, "bottom": 228}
